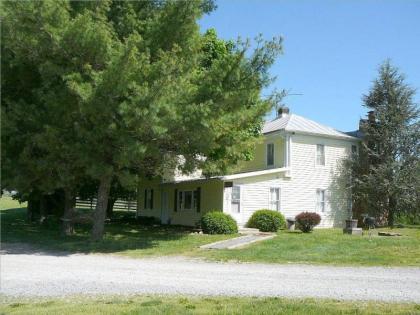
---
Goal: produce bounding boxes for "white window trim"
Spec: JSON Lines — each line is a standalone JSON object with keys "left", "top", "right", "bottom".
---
{"left": 269, "top": 187, "right": 281, "bottom": 211}
{"left": 316, "top": 189, "right": 326, "bottom": 213}
{"left": 315, "top": 144, "right": 326, "bottom": 167}
{"left": 178, "top": 190, "right": 195, "bottom": 211}
{"left": 266, "top": 142, "right": 275, "bottom": 168}
{"left": 231, "top": 185, "right": 241, "bottom": 213}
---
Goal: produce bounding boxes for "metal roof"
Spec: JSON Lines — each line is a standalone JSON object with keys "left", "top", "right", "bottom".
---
{"left": 263, "top": 113, "right": 357, "bottom": 140}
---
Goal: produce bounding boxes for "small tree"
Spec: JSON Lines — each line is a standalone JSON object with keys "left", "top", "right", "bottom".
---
{"left": 350, "top": 61, "right": 419, "bottom": 226}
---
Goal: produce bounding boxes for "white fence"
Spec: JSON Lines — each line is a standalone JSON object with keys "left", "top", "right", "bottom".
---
{"left": 76, "top": 197, "right": 137, "bottom": 211}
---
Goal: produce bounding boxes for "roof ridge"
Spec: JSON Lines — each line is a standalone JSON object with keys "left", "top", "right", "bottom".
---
{"left": 263, "top": 112, "right": 357, "bottom": 140}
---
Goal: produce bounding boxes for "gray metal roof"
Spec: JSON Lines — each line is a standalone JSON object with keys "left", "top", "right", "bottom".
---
{"left": 263, "top": 113, "right": 357, "bottom": 140}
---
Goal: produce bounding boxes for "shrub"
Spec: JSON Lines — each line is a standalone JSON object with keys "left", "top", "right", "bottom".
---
{"left": 246, "top": 209, "right": 286, "bottom": 232}
{"left": 396, "top": 213, "right": 420, "bottom": 226}
{"left": 295, "top": 212, "right": 321, "bottom": 233}
{"left": 201, "top": 211, "right": 238, "bottom": 234}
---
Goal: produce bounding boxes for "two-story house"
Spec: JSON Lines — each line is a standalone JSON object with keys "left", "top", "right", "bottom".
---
{"left": 136, "top": 107, "right": 360, "bottom": 228}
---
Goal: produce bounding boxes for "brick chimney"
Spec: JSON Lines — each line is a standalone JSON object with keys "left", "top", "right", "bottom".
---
{"left": 367, "top": 110, "right": 375, "bottom": 123}
{"left": 277, "top": 106, "right": 290, "bottom": 118}
{"left": 359, "top": 110, "right": 376, "bottom": 131}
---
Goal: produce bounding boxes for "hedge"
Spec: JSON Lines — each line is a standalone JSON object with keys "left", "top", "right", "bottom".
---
{"left": 201, "top": 211, "right": 238, "bottom": 234}
{"left": 246, "top": 209, "right": 286, "bottom": 232}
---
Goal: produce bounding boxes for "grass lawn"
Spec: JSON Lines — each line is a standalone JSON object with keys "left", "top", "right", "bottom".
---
{"left": 1, "top": 197, "right": 419, "bottom": 266}
{"left": 1, "top": 296, "right": 419, "bottom": 315}
{"left": 197, "top": 226, "right": 420, "bottom": 266}
{"left": 0, "top": 197, "right": 233, "bottom": 257}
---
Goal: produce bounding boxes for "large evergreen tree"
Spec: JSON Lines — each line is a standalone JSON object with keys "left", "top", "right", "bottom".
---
{"left": 2, "top": 0, "right": 282, "bottom": 240}
{"left": 351, "top": 61, "right": 419, "bottom": 226}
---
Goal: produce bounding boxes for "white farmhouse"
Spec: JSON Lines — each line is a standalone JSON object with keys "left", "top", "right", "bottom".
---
{"left": 137, "top": 107, "right": 360, "bottom": 228}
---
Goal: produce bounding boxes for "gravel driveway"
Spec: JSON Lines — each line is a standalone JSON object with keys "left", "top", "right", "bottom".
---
{"left": 1, "top": 248, "right": 420, "bottom": 302}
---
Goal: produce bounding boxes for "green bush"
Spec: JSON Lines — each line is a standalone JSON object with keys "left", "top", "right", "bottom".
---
{"left": 396, "top": 213, "right": 420, "bottom": 226}
{"left": 201, "top": 211, "right": 238, "bottom": 234}
{"left": 295, "top": 212, "right": 321, "bottom": 233}
{"left": 246, "top": 209, "right": 286, "bottom": 232}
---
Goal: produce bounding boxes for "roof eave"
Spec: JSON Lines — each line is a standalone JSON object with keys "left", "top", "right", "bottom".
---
{"left": 264, "top": 128, "right": 360, "bottom": 141}
{"left": 221, "top": 167, "right": 290, "bottom": 180}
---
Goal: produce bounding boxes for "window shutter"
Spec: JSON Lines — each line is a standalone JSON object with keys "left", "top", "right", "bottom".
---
{"left": 174, "top": 189, "right": 178, "bottom": 212}
{"left": 151, "top": 189, "right": 154, "bottom": 209}
{"left": 196, "top": 187, "right": 201, "bottom": 213}
{"left": 144, "top": 189, "right": 147, "bottom": 209}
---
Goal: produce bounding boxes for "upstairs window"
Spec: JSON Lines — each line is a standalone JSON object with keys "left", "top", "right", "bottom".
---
{"left": 316, "top": 189, "right": 325, "bottom": 212}
{"left": 269, "top": 187, "right": 280, "bottom": 211}
{"left": 267, "top": 143, "right": 274, "bottom": 167}
{"left": 231, "top": 186, "right": 241, "bottom": 213}
{"left": 316, "top": 144, "right": 325, "bottom": 166}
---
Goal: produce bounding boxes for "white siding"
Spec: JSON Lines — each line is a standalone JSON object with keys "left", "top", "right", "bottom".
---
{"left": 224, "top": 133, "right": 357, "bottom": 228}
{"left": 224, "top": 174, "right": 283, "bottom": 226}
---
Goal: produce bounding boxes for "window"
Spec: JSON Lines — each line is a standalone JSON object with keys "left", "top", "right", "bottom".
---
{"left": 316, "top": 189, "right": 325, "bottom": 212}
{"left": 231, "top": 186, "right": 241, "bottom": 213}
{"left": 269, "top": 187, "right": 280, "bottom": 211}
{"left": 351, "top": 145, "right": 358, "bottom": 156}
{"left": 144, "top": 189, "right": 153, "bottom": 209}
{"left": 316, "top": 144, "right": 325, "bottom": 166}
{"left": 194, "top": 190, "right": 200, "bottom": 211}
{"left": 178, "top": 190, "right": 199, "bottom": 210}
{"left": 184, "top": 191, "right": 192, "bottom": 210}
{"left": 267, "top": 143, "right": 274, "bottom": 167}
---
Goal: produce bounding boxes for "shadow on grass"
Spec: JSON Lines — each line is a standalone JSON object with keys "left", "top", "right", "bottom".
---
{"left": 1, "top": 207, "right": 193, "bottom": 256}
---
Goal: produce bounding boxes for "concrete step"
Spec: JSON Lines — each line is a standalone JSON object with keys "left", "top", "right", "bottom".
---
{"left": 200, "top": 234, "right": 276, "bottom": 250}
{"left": 238, "top": 227, "right": 260, "bottom": 235}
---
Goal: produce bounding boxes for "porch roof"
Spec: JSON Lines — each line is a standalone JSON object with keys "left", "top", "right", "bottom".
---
{"left": 161, "top": 167, "right": 289, "bottom": 185}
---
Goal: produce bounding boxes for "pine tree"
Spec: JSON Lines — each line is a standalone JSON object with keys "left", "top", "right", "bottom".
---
{"left": 2, "top": 0, "right": 283, "bottom": 240}
{"left": 352, "top": 61, "right": 419, "bottom": 226}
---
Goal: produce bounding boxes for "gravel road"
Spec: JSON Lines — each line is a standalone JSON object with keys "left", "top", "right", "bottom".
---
{"left": 1, "top": 249, "right": 420, "bottom": 302}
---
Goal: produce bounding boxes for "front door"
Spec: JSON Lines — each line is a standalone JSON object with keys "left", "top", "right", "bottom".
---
{"left": 224, "top": 186, "right": 243, "bottom": 225}
{"left": 160, "top": 191, "right": 169, "bottom": 224}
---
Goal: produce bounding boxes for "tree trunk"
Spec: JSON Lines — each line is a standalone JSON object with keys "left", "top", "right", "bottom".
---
{"left": 388, "top": 195, "right": 396, "bottom": 228}
{"left": 61, "top": 188, "right": 75, "bottom": 236}
{"left": 106, "top": 198, "right": 116, "bottom": 218}
{"left": 39, "top": 195, "right": 47, "bottom": 224}
{"left": 91, "top": 175, "right": 112, "bottom": 241}
{"left": 27, "top": 198, "right": 38, "bottom": 222}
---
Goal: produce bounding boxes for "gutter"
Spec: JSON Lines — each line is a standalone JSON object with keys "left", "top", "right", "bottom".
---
{"left": 220, "top": 167, "right": 289, "bottom": 180}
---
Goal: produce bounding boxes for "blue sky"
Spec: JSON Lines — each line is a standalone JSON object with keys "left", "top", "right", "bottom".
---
{"left": 199, "top": 0, "right": 420, "bottom": 132}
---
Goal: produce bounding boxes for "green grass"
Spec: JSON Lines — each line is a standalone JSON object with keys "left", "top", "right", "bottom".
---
{"left": 1, "top": 295, "right": 419, "bottom": 315}
{"left": 1, "top": 197, "right": 419, "bottom": 266}
{"left": 198, "top": 227, "right": 420, "bottom": 266}
{"left": 0, "top": 196, "right": 27, "bottom": 210}
{"left": 0, "top": 197, "right": 233, "bottom": 257}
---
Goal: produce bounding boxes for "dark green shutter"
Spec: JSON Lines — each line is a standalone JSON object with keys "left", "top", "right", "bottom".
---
{"left": 144, "top": 189, "right": 147, "bottom": 209}
{"left": 174, "top": 189, "right": 178, "bottom": 212}
{"left": 151, "top": 189, "right": 154, "bottom": 209}
{"left": 196, "top": 187, "right": 201, "bottom": 213}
